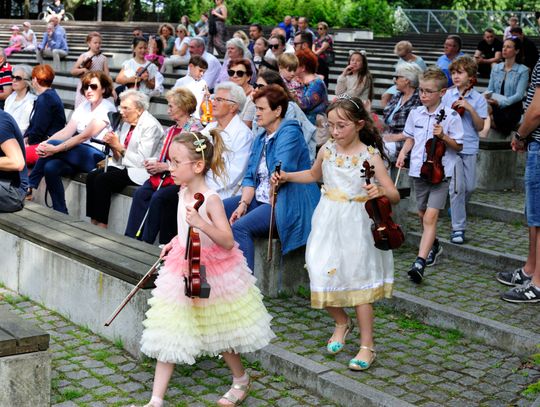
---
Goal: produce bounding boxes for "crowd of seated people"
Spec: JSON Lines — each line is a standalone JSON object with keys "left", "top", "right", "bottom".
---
{"left": 0, "top": 16, "right": 538, "bottom": 305}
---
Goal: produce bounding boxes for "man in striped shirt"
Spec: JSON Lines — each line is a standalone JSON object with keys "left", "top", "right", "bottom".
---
{"left": 497, "top": 56, "right": 540, "bottom": 303}
{"left": 0, "top": 48, "right": 13, "bottom": 110}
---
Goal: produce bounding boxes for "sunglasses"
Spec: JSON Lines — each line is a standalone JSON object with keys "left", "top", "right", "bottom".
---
{"left": 11, "top": 75, "right": 24, "bottom": 81}
{"left": 227, "top": 69, "right": 247, "bottom": 78}
{"left": 270, "top": 44, "right": 280, "bottom": 49}
{"left": 82, "top": 83, "right": 99, "bottom": 91}
{"left": 253, "top": 83, "right": 265, "bottom": 89}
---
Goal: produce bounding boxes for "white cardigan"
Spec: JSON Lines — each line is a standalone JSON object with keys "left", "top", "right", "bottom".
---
{"left": 110, "top": 110, "right": 165, "bottom": 185}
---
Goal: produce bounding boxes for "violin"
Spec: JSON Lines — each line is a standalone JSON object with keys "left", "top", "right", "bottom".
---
{"left": 362, "top": 160, "right": 405, "bottom": 251}
{"left": 184, "top": 192, "right": 211, "bottom": 299}
{"left": 420, "top": 109, "right": 447, "bottom": 185}
{"left": 451, "top": 77, "right": 477, "bottom": 116}
{"left": 127, "top": 61, "right": 152, "bottom": 89}
{"left": 80, "top": 52, "right": 100, "bottom": 71}
{"left": 200, "top": 86, "right": 213, "bottom": 125}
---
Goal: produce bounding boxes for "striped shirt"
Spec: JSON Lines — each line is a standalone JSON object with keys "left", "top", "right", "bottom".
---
{"left": 526, "top": 57, "right": 540, "bottom": 142}
{"left": 0, "top": 62, "right": 13, "bottom": 95}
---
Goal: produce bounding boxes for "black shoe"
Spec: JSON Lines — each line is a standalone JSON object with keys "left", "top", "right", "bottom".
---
{"left": 408, "top": 260, "right": 425, "bottom": 284}
{"left": 501, "top": 282, "right": 540, "bottom": 303}
{"left": 426, "top": 242, "right": 443, "bottom": 267}
{"left": 496, "top": 267, "right": 532, "bottom": 287}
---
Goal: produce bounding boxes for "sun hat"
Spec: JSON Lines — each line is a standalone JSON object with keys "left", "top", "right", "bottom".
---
{"left": 11, "top": 25, "right": 20, "bottom": 31}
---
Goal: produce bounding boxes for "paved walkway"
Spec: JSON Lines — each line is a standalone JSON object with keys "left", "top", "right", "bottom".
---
{"left": 0, "top": 288, "right": 336, "bottom": 407}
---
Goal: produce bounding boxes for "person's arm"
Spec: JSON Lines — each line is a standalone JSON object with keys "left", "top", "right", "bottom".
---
{"left": 0, "top": 85, "right": 13, "bottom": 102}
{"left": 273, "top": 144, "right": 324, "bottom": 185}
{"left": 229, "top": 186, "right": 255, "bottom": 224}
{"left": 516, "top": 86, "right": 540, "bottom": 139}
{"left": 500, "top": 67, "right": 529, "bottom": 107}
{"left": 187, "top": 194, "right": 235, "bottom": 250}
{"left": 453, "top": 97, "right": 485, "bottom": 131}
{"left": 41, "top": 117, "right": 107, "bottom": 156}
{"left": 0, "top": 139, "right": 25, "bottom": 172}
{"left": 70, "top": 53, "right": 88, "bottom": 77}
{"left": 213, "top": 5, "right": 227, "bottom": 20}
{"left": 178, "top": 41, "right": 189, "bottom": 57}
{"left": 312, "top": 40, "right": 329, "bottom": 56}
{"left": 395, "top": 137, "right": 414, "bottom": 168}
{"left": 434, "top": 121, "right": 463, "bottom": 152}
{"left": 115, "top": 66, "right": 137, "bottom": 86}
{"left": 298, "top": 80, "right": 325, "bottom": 112}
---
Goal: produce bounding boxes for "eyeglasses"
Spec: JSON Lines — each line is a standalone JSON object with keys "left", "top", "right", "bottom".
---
{"left": 11, "top": 75, "right": 24, "bottom": 82}
{"left": 211, "top": 95, "right": 237, "bottom": 104}
{"left": 418, "top": 87, "right": 441, "bottom": 95}
{"left": 253, "top": 83, "right": 265, "bottom": 89}
{"left": 167, "top": 159, "right": 196, "bottom": 170}
{"left": 82, "top": 83, "right": 99, "bottom": 91}
{"left": 393, "top": 75, "right": 404, "bottom": 80}
{"left": 270, "top": 44, "right": 280, "bottom": 49}
{"left": 227, "top": 69, "right": 247, "bottom": 78}
{"left": 328, "top": 122, "right": 354, "bottom": 132}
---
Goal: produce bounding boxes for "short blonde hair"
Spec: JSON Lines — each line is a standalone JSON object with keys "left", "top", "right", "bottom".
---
{"left": 420, "top": 66, "right": 448, "bottom": 90}
{"left": 165, "top": 87, "right": 197, "bottom": 115}
{"left": 278, "top": 53, "right": 299, "bottom": 71}
{"left": 394, "top": 40, "right": 413, "bottom": 56}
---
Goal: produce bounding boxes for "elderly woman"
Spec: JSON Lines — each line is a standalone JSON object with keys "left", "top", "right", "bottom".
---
{"left": 223, "top": 84, "right": 320, "bottom": 272}
{"left": 486, "top": 37, "right": 529, "bottom": 134}
{"left": 255, "top": 70, "right": 317, "bottom": 162}
{"left": 335, "top": 51, "right": 373, "bottom": 101}
{"left": 313, "top": 21, "right": 334, "bottom": 87}
{"left": 125, "top": 87, "right": 203, "bottom": 244}
{"left": 4, "top": 65, "right": 36, "bottom": 135}
{"left": 85, "top": 90, "right": 164, "bottom": 228}
{"left": 27, "top": 71, "right": 116, "bottom": 214}
{"left": 382, "top": 62, "right": 423, "bottom": 161}
{"left": 228, "top": 58, "right": 256, "bottom": 128}
{"left": 296, "top": 49, "right": 329, "bottom": 125}
{"left": 161, "top": 24, "right": 191, "bottom": 73}
{"left": 116, "top": 37, "right": 162, "bottom": 97}
{"left": 216, "top": 38, "right": 257, "bottom": 86}
{"left": 24, "top": 64, "right": 65, "bottom": 167}
{"left": 381, "top": 41, "right": 426, "bottom": 107}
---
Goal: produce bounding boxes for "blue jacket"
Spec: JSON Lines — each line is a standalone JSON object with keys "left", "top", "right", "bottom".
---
{"left": 487, "top": 62, "right": 529, "bottom": 108}
{"left": 242, "top": 119, "right": 320, "bottom": 254}
{"left": 39, "top": 28, "right": 68, "bottom": 52}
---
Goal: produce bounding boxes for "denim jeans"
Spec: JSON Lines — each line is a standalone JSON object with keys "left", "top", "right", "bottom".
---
{"left": 223, "top": 196, "right": 272, "bottom": 272}
{"left": 525, "top": 141, "right": 540, "bottom": 226}
{"left": 124, "top": 180, "right": 179, "bottom": 244}
{"left": 29, "top": 140, "right": 104, "bottom": 213}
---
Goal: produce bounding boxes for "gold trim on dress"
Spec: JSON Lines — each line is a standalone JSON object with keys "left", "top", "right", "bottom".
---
{"left": 321, "top": 186, "right": 369, "bottom": 203}
{"left": 310, "top": 283, "right": 393, "bottom": 308}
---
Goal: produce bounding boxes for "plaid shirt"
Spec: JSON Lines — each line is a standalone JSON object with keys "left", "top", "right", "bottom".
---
{"left": 383, "top": 89, "right": 421, "bottom": 134}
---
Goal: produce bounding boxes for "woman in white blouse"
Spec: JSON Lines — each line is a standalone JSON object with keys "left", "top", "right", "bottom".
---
{"left": 4, "top": 65, "right": 36, "bottom": 135}
{"left": 86, "top": 90, "right": 164, "bottom": 228}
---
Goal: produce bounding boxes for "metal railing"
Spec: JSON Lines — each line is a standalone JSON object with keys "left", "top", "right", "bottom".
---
{"left": 395, "top": 8, "right": 539, "bottom": 35}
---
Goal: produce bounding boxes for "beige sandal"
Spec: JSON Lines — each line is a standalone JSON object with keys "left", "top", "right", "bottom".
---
{"left": 348, "top": 345, "right": 376, "bottom": 371}
{"left": 216, "top": 377, "right": 251, "bottom": 406}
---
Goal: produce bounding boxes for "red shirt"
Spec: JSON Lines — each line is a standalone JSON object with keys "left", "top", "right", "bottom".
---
{"left": 0, "top": 62, "right": 13, "bottom": 95}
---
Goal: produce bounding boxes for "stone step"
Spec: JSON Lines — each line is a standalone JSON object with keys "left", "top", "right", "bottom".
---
{"left": 468, "top": 189, "right": 525, "bottom": 224}
{"left": 250, "top": 295, "right": 540, "bottom": 406}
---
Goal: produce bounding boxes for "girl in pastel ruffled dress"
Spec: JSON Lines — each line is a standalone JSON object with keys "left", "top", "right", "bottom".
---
{"left": 137, "top": 130, "right": 275, "bottom": 407}
{"left": 272, "top": 96, "right": 399, "bottom": 371}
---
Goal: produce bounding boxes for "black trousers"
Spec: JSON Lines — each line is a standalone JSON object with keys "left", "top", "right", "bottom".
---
{"left": 86, "top": 167, "right": 136, "bottom": 224}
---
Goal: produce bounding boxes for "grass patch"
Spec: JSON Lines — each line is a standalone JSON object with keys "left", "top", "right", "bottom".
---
{"left": 113, "top": 337, "right": 124, "bottom": 350}
{"left": 60, "top": 388, "right": 84, "bottom": 401}
{"left": 277, "top": 290, "right": 292, "bottom": 299}
{"left": 523, "top": 380, "right": 540, "bottom": 397}
{"left": 3, "top": 294, "right": 23, "bottom": 305}
{"left": 272, "top": 375, "right": 285, "bottom": 382}
{"left": 296, "top": 285, "right": 310, "bottom": 299}
{"left": 93, "top": 349, "right": 113, "bottom": 361}
{"left": 394, "top": 316, "right": 463, "bottom": 342}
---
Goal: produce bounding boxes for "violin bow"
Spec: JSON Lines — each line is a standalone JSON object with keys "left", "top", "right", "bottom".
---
{"left": 267, "top": 161, "right": 282, "bottom": 262}
{"left": 104, "top": 257, "right": 164, "bottom": 326}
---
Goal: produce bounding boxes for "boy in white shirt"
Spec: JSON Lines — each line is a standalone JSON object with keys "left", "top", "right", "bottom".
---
{"left": 173, "top": 55, "right": 208, "bottom": 119}
{"left": 396, "top": 67, "right": 464, "bottom": 283}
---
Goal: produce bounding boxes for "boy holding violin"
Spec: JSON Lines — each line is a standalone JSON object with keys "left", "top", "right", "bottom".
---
{"left": 442, "top": 56, "right": 487, "bottom": 245}
{"left": 396, "top": 67, "right": 463, "bottom": 283}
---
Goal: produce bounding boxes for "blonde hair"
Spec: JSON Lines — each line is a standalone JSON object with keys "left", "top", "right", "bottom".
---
{"left": 165, "top": 87, "right": 197, "bottom": 115}
{"left": 278, "top": 53, "right": 299, "bottom": 71}
{"left": 173, "top": 130, "right": 228, "bottom": 180}
{"left": 420, "top": 66, "right": 448, "bottom": 90}
{"left": 394, "top": 40, "right": 412, "bottom": 56}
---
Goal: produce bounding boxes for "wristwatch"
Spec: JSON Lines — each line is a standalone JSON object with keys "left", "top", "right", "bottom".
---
{"left": 513, "top": 131, "right": 528, "bottom": 142}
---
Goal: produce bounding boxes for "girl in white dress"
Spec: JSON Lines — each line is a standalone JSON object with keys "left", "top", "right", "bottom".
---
{"left": 272, "top": 96, "right": 399, "bottom": 371}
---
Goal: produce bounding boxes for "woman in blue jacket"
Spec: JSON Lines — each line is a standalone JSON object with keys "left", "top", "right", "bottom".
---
{"left": 224, "top": 84, "right": 320, "bottom": 271}
{"left": 486, "top": 37, "right": 529, "bottom": 134}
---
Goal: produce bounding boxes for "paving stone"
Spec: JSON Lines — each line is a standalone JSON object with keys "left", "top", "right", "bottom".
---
{"left": 64, "top": 369, "right": 90, "bottom": 380}
{"left": 117, "top": 381, "right": 145, "bottom": 392}
{"left": 79, "top": 377, "right": 102, "bottom": 389}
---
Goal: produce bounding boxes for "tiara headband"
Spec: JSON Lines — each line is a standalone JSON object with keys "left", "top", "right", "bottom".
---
{"left": 349, "top": 49, "right": 366, "bottom": 56}
{"left": 337, "top": 94, "right": 361, "bottom": 110}
{"left": 191, "top": 132, "right": 207, "bottom": 162}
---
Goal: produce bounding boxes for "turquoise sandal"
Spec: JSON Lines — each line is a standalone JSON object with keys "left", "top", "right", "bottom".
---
{"left": 348, "top": 346, "right": 376, "bottom": 371}
{"left": 327, "top": 317, "right": 353, "bottom": 354}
